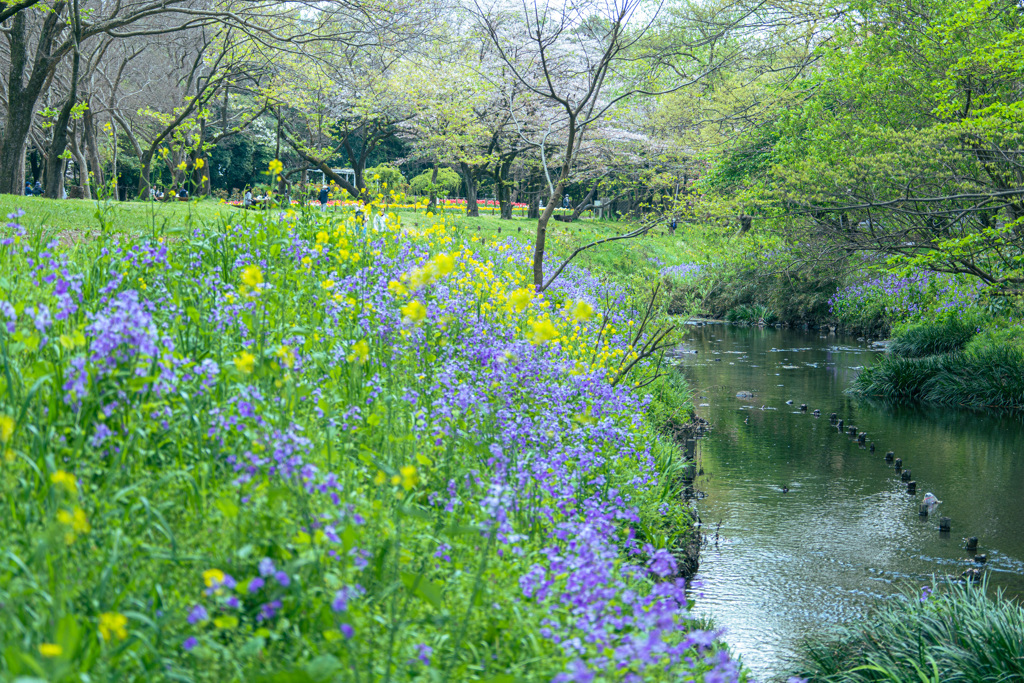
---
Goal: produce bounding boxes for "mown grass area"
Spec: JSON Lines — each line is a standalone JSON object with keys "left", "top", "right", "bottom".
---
{"left": 397, "top": 206, "right": 692, "bottom": 283}
{"left": 0, "top": 195, "right": 242, "bottom": 240}
{"left": 788, "top": 581, "right": 1024, "bottom": 683}
{"left": 0, "top": 199, "right": 741, "bottom": 681}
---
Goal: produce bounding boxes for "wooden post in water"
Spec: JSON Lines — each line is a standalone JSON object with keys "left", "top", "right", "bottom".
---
{"left": 907, "top": 480, "right": 917, "bottom": 494}
{"left": 966, "top": 537, "right": 979, "bottom": 551}
{"left": 885, "top": 451, "right": 894, "bottom": 462}
{"left": 939, "top": 517, "right": 951, "bottom": 532}
{"left": 901, "top": 469, "right": 912, "bottom": 481}
{"left": 894, "top": 457, "right": 902, "bottom": 471}
{"left": 919, "top": 502, "right": 928, "bottom": 516}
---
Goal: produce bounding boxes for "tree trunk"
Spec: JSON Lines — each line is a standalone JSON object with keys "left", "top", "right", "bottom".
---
{"left": 427, "top": 165, "right": 439, "bottom": 213}
{"left": 44, "top": 46, "right": 80, "bottom": 199}
{"left": 138, "top": 150, "right": 154, "bottom": 199}
{"left": 70, "top": 121, "right": 91, "bottom": 199}
{"left": 0, "top": 4, "right": 68, "bottom": 195}
{"left": 528, "top": 171, "right": 543, "bottom": 219}
{"left": 571, "top": 178, "right": 600, "bottom": 220}
{"left": 28, "top": 148, "right": 41, "bottom": 183}
{"left": 461, "top": 161, "right": 479, "bottom": 217}
{"left": 197, "top": 117, "right": 211, "bottom": 196}
{"left": 82, "top": 100, "right": 103, "bottom": 189}
{"left": 496, "top": 158, "right": 513, "bottom": 219}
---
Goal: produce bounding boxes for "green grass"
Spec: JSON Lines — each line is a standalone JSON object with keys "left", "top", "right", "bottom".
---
{"left": 400, "top": 206, "right": 691, "bottom": 285}
{"left": 0, "top": 195, "right": 244, "bottom": 241}
{"left": 887, "top": 319, "right": 978, "bottom": 358}
{"left": 852, "top": 345, "right": 1024, "bottom": 409}
{"left": 788, "top": 580, "right": 1024, "bottom": 683}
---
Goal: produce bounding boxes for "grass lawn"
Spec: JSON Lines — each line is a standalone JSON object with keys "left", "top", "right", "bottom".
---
{"left": 0, "top": 195, "right": 244, "bottom": 243}
{"left": 2, "top": 196, "right": 696, "bottom": 284}
{"left": 393, "top": 206, "right": 693, "bottom": 282}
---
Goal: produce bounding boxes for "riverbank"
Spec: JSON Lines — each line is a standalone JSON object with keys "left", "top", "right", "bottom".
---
{"left": 0, "top": 198, "right": 738, "bottom": 681}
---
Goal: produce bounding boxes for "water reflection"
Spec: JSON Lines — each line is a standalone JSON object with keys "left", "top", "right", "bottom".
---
{"left": 675, "top": 324, "right": 1024, "bottom": 681}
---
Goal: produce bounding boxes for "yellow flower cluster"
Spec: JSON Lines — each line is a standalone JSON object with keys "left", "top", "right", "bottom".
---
{"left": 98, "top": 612, "right": 128, "bottom": 641}
{"left": 0, "top": 413, "right": 13, "bottom": 463}
{"left": 56, "top": 506, "right": 90, "bottom": 544}
{"left": 239, "top": 264, "right": 264, "bottom": 297}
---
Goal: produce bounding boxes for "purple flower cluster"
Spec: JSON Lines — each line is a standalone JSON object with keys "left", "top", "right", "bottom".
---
{"left": 661, "top": 263, "right": 702, "bottom": 280}
{"left": 830, "top": 271, "right": 985, "bottom": 322}
{"left": 2, "top": 207, "right": 737, "bottom": 680}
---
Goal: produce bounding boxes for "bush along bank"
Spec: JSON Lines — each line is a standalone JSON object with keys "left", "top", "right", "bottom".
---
{"left": 0, "top": 203, "right": 742, "bottom": 682}
{"left": 787, "top": 580, "right": 1024, "bottom": 683}
{"left": 852, "top": 319, "right": 1024, "bottom": 410}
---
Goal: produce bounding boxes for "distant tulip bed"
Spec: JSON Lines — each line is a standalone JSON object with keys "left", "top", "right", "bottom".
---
{"left": 0, "top": 197, "right": 740, "bottom": 681}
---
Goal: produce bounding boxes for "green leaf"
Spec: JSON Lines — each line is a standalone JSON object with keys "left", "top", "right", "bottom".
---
{"left": 401, "top": 572, "right": 443, "bottom": 610}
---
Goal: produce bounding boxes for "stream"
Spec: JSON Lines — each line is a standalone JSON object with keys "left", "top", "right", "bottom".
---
{"left": 673, "top": 323, "right": 1024, "bottom": 681}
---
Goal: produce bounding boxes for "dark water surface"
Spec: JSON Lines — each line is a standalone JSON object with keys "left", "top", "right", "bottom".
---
{"left": 673, "top": 324, "right": 1024, "bottom": 681}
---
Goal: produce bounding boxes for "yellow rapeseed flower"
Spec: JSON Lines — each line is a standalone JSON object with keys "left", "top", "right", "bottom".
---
{"left": 195, "top": 158, "right": 205, "bottom": 169}
{"left": 0, "top": 414, "right": 14, "bottom": 442}
{"left": 347, "top": 339, "right": 369, "bottom": 364}
{"left": 38, "top": 643, "right": 62, "bottom": 657}
{"left": 388, "top": 280, "right": 408, "bottom": 297}
{"left": 400, "top": 300, "right": 427, "bottom": 324}
{"left": 509, "top": 288, "right": 533, "bottom": 312}
{"left": 98, "top": 612, "right": 128, "bottom": 641}
{"left": 268, "top": 159, "right": 283, "bottom": 175}
{"left": 57, "top": 507, "right": 90, "bottom": 544}
{"left": 321, "top": 279, "right": 335, "bottom": 290}
{"left": 572, "top": 300, "right": 595, "bottom": 322}
{"left": 275, "top": 345, "right": 295, "bottom": 369}
{"left": 233, "top": 351, "right": 256, "bottom": 374}
{"left": 433, "top": 253, "right": 455, "bottom": 276}
{"left": 530, "top": 319, "right": 559, "bottom": 343}
{"left": 50, "top": 470, "right": 77, "bottom": 495}
{"left": 241, "top": 264, "right": 264, "bottom": 289}
{"left": 203, "top": 568, "right": 225, "bottom": 588}
{"left": 400, "top": 465, "right": 419, "bottom": 491}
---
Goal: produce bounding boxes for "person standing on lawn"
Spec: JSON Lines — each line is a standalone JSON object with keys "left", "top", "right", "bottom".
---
{"left": 319, "top": 185, "right": 329, "bottom": 211}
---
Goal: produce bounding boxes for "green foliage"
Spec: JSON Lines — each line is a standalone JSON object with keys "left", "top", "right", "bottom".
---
{"left": 887, "top": 319, "right": 979, "bottom": 358}
{"left": 788, "top": 580, "right": 1024, "bottom": 683}
{"left": 208, "top": 134, "right": 274, "bottom": 193}
{"left": 365, "top": 163, "right": 407, "bottom": 193}
{"left": 853, "top": 336, "right": 1024, "bottom": 409}
{"left": 409, "top": 167, "right": 460, "bottom": 197}
{"left": 724, "top": 304, "right": 777, "bottom": 325}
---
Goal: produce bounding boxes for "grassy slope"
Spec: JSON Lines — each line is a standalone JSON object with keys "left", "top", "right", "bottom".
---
{"left": 0, "top": 196, "right": 732, "bottom": 681}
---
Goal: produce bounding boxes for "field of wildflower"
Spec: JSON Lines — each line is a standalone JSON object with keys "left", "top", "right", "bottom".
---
{"left": 0, "top": 183, "right": 742, "bottom": 681}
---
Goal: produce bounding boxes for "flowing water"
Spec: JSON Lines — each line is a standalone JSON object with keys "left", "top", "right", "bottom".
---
{"left": 673, "top": 323, "right": 1024, "bottom": 681}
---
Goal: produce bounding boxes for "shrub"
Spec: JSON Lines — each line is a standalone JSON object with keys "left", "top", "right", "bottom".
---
{"left": 410, "top": 167, "right": 460, "bottom": 197}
